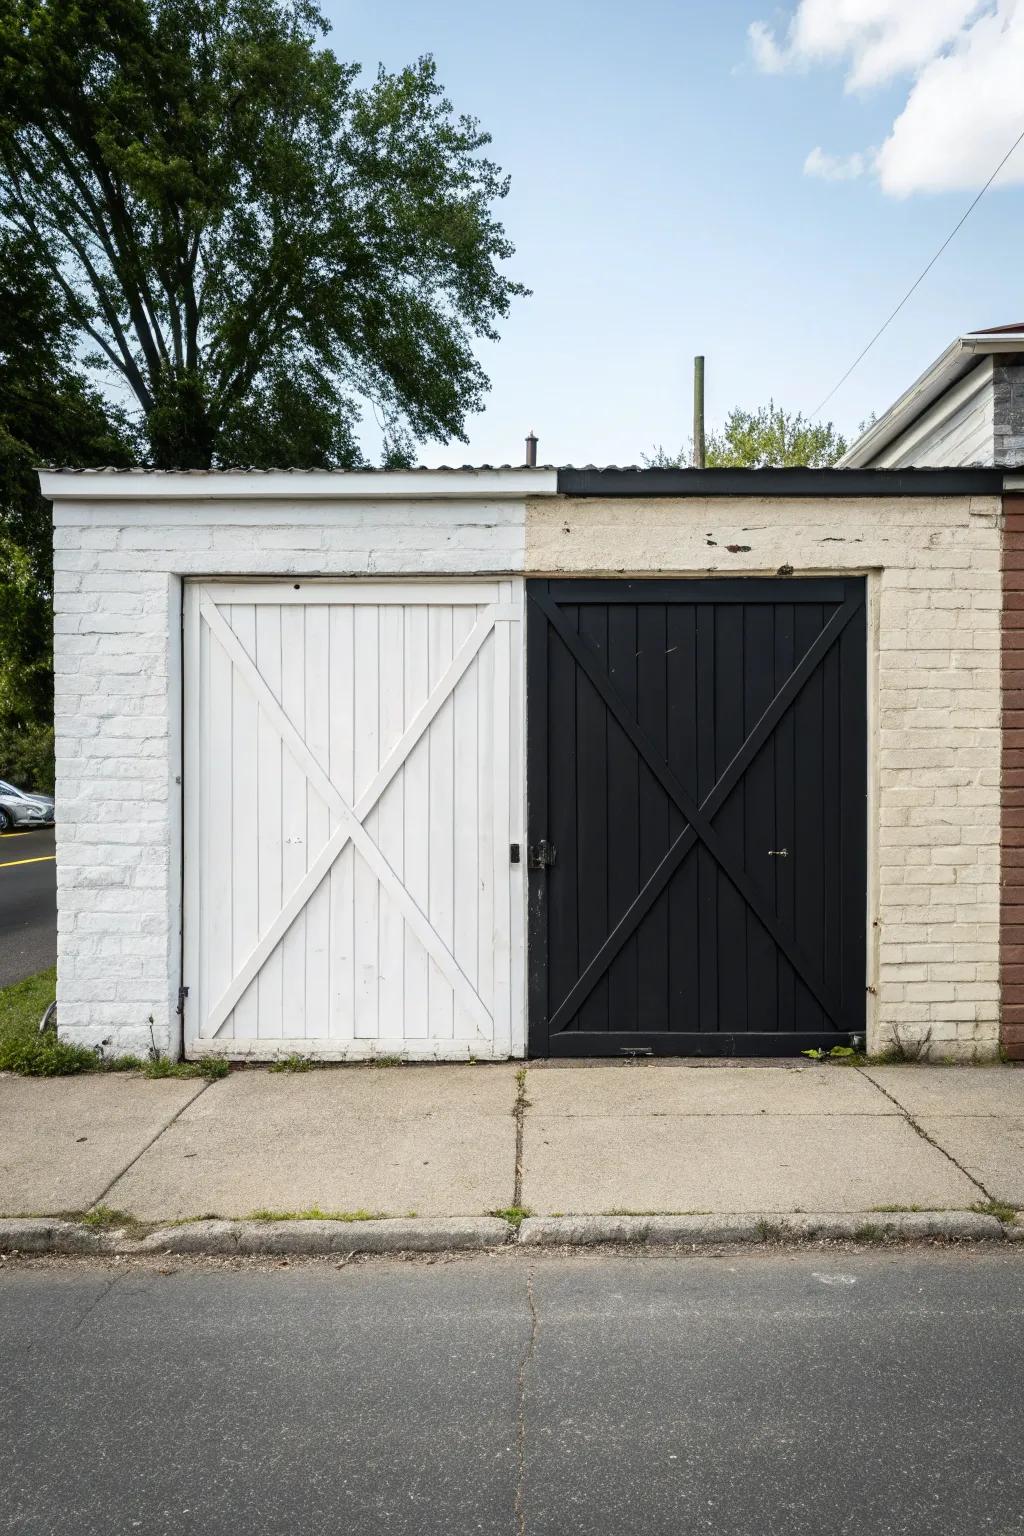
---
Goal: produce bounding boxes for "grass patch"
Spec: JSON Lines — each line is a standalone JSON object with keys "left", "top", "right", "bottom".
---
{"left": 368, "top": 1054, "right": 403, "bottom": 1069}
{"left": 870, "top": 1204, "right": 924, "bottom": 1214}
{"left": 144, "top": 1056, "right": 229, "bottom": 1081}
{"left": 972, "top": 1199, "right": 1019, "bottom": 1225}
{"left": 269, "top": 1054, "right": 313, "bottom": 1073}
{"left": 0, "top": 970, "right": 231, "bottom": 1078}
{"left": 248, "top": 1207, "right": 384, "bottom": 1223}
{"left": 852, "top": 1222, "right": 886, "bottom": 1243}
{"left": 755, "top": 1217, "right": 783, "bottom": 1242}
{"left": 492, "top": 1206, "right": 531, "bottom": 1230}
{"left": 79, "top": 1205, "right": 145, "bottom": 1233}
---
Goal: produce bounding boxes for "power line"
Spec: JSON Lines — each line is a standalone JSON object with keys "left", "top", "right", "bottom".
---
{"left": 809, "top": 122, "right": 1024, "bottom": 421}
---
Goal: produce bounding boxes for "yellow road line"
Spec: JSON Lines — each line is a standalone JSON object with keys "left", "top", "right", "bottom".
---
{"left": 0, "top": 854, "right": 56, "bottom": 870}
{"left": 0, "top": 829, "right": 52, "bottom": 838}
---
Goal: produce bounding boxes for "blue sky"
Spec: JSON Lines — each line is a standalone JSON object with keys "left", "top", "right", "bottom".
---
{"left": 325, "top": 0, "right": 1024, "bottom": 466}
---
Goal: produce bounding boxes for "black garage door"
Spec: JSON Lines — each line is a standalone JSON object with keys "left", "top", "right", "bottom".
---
{"left": 526, "top": 578, "right": 867, "bottom": 1057}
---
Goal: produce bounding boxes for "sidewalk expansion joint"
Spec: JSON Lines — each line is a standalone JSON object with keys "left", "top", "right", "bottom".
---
{"left": 88, "top": 1076, "right": 216, "bottom": 1212}
{"left": 854, "top": 1067, "right": 995, "bottom": 1202}
{"left": 512, "top": 1068, "right": 528, "bottom": 1210}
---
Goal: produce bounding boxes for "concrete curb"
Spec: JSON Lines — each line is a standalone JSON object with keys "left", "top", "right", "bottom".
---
{"left": 0, "top": 1210, "right": 1015, "bottom": 1257}
{"left": 516, "top": 1211, "right": 1009, "bottom": 1246}
{"left": 517, "top": 1215, "right": 763, "bottom": 1246}
{"left": 0, "top": 1216, "right": 512, "bottom": 1257}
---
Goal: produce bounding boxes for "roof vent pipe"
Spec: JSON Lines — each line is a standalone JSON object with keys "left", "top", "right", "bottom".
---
{"left": 525, "top": 431, "right": 538, "bottom": 468}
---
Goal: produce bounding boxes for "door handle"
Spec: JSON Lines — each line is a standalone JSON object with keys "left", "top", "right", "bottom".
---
{"left": 768, "top": 848, "right": 788, "bottom": 858}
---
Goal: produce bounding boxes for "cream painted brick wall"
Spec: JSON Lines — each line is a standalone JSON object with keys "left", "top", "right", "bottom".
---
{"left": 527, "top": 494, "right": 1003, "bottom": 1059}
{"left": 51, "top": 496, "right": 527, "bottom": 1058}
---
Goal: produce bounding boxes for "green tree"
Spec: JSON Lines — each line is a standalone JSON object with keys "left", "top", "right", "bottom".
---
{"left": 0, "top": 1, "right": 526, "bottom": 787}
{"left": 644, "top": 401, "right": 847, "bottom": 469}
{"left": 0, "top": 231, "right": 135, "bottom": 789}
{"left": 0, "top": 0, "right": 526, "bottom": 470}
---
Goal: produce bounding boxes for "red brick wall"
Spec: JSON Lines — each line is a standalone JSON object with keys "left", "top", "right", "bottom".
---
{"left": 1003, "top": 494, "right": 1024, "bottom": 1059}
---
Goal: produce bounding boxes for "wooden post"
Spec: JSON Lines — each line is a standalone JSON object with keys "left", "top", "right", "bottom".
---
{"left": 693, "top": 356, "right": 705, "bottom": 469}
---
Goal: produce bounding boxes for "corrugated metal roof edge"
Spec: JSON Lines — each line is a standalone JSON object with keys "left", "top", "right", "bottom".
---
{"left": 38, "top": 464, "right": 1007, "bottom": 498}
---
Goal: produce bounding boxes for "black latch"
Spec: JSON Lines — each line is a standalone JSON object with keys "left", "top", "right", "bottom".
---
{"left": 510, "top": 843, "right": 521, "bottom": 863}
{"left": 528, "top": 840, "right": 557, "bottom": 870}
{"left": 176, "top": 984, "right": 189, "bottom": 1016}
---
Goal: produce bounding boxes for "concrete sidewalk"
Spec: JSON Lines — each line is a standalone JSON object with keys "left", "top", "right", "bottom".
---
{"left": 1, "top": 1061, "right": 1023, "bottom": 1223}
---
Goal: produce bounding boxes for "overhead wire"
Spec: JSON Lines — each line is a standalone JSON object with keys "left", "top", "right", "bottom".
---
{"left": 809, "top": 122, "right": 1024, "bottom": 421}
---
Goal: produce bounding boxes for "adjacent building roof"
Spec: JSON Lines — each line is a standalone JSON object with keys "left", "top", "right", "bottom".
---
{"left": 839, "top": 327, "right": 1024, "bottom": 468}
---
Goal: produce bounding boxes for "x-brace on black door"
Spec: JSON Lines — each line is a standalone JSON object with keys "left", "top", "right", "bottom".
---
{"left": 527, "top": 578, "right": 867, "bottom": 1057}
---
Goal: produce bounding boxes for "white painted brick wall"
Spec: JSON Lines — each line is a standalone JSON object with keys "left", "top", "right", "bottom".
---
{"left": 50, "top": 483, "right": 1002, "bottom": 1062}
{"left": 527, "top": 493, "right": 1004, "bottom": 1060}
{"left": 50, "top": 493, "right": 528, "bottom": 1059}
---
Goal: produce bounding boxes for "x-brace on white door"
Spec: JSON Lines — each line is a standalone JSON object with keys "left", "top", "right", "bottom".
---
{"left": 183, "top": 580, "right": 524, "bottom": 1058}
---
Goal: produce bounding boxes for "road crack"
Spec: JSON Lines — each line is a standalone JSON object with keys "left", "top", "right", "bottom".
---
{"left": 514, "top": 1266, "right": 538, "bottom": 1536}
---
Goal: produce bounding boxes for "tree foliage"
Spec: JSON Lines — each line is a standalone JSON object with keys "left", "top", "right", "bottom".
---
{"left": 644, "top": 401, "right": 847, "bottom": 470}
{"left": 0, "top": 229, "right": 134, "bottom": 789}
{"left": 0, "top": 1, "right": 526, "bottom": 785}
{"left": 0, "top": 0, "right": 526, "bottom": 468}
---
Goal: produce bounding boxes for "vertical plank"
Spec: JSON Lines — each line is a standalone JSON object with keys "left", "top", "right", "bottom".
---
{"left": 255, "top": 603, "right": 284, "bottom": 1039}
{"left": 353, "top": 605, "right": 380, "bottom": 1038}
{"left": 377, "top": 604, "right": 406, "bottom": 1036}
{"left": 576, "top": 602, "right": 609, "bottom": 1033}
{"left": 279, "top": 602, "right": 307, "bottom": 1038}
{"left": 667, "top": 603, "right": 699, "bottom": 1034}
{"left": 328, "top": 604, "right": 355, "bottom": 1042}
{"left": 546, "top": 607, "right": 578, "bottom": 1034}
{"left": 490, "top": 614, "right": 512, "bottom": 1052}
{"left": 229, "top": 605, "right": 259, "bottom": 1040}
{"left": 714, "top": 601, "right": 747, "bottom": 1034}
{"left": 526, "top": 584, "right": 550, "bottom": 1056}
{"left": 773, "top": 603, "right": 797, "bottom": 1031}
{"left": 743, "top": 604, "right": 778, "bottom": 1035}
{"left": 505, "top": 582, "right": 526, "bottom": 1057}
{"left": 839, "top": 584, "right": 868, "bottom": 1031}
{"left": 182, "top": 583, "right": 202, "bottom": 1052}
{"left": 695, "top": 603, "right": 719, "bottom": 1035}
{"left": 636, "top": 603, "right": 668, "bottom": 1032}
{"left": 303, "top": 604, "right": 331, "bottom": 1039}
{"left": 205, "top": 606, "right": 234, "bottom": 1036}
{"left": 427, "top": 605, "right": 455, "bottom": 1038}
{"left": 476, "top": 617, "right": 496, "bottom": 1021}
{"left": 793, "top": 603, "right": 826, "bottom": 1031}
{"left": 453, "top": 605, "right": 480, "bottom": 1041}
{"left": 402, "top": 606, "right": 430, "bottom": 1038}
{"left": 606, "top": 603, "right": 639, "bottom": 1032}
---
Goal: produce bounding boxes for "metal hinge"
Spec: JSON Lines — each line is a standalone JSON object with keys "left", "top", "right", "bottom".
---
{"left": 528, "top": 840, "right": 557, "bottom": 870}
{"left": 176, "top": 984, "right": 189, "bottom": 1016}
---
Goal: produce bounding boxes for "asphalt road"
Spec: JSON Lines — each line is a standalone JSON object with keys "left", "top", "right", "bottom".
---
{"left": 0, "top": 826, "right": 56, "bottom": 988}
{"left": 1, "top": 1248, "right": 1023, "bottom": 1536}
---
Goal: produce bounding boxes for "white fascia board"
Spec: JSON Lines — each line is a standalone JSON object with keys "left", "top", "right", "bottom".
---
{"left": 37, "top": 467, "right": 559, "bottom": 501}
{"left": 839, "top": 334, "right": 1024, "bottom": 468}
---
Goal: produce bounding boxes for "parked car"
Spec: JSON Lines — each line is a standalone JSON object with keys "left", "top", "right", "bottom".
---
{"left": 0, "top": 779, "right": 55, "bottom": 831}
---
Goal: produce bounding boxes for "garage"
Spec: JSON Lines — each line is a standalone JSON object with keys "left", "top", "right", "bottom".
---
{"left": 526, "top": 577, "right": 868, "bottom": 1056}
{"left": 42, "top": 465, "right": 1004, "bottom": 1063}
{"left": 182, "top": 578, "right": 525, "bottom": 1058}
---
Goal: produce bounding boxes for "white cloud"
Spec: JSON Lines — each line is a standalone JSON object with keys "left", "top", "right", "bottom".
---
{"left": 878, "top": 3, "right": 1024, "bottom": 193}
{"left": 750, "top": 0, "right": 1024, "bottom": 194}
{"left": 804, "top": 146, "right": 868, "bottom": 181}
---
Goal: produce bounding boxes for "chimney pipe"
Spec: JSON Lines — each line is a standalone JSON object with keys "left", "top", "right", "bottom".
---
{"left": 525, "top": 431, "right": 538, "bottom": 468}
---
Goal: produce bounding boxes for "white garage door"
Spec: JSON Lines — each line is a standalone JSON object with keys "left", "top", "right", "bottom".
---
{"left": 183, "top": 580, "right": 524, "bottom": 1059}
